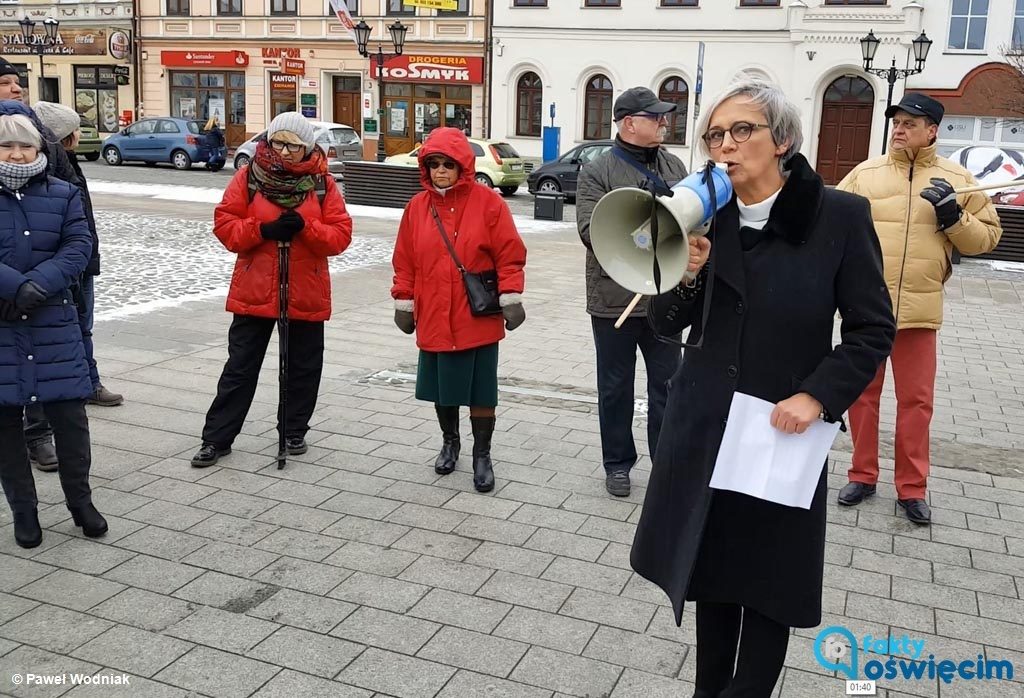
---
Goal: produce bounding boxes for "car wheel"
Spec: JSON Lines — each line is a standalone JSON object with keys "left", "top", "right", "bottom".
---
{"left": 234, "top": 154, "right": 250, "bottom": 169}
{"left": 102, "top": 146, "right": 122, "bottom": 166}
{"left": 475, "top": 173, "right": 493, "bottom": 188}
{"left": 171, "top": 150, "right": 192, "bottom": 170}
{"left": 84, "top": 152, "right": 100, "bottom": 162}
{"left": 537, "top": 178, "right": 561, "bottom": 194}
{"left": 499, "top": 186, "right": 518, "bottom": 196}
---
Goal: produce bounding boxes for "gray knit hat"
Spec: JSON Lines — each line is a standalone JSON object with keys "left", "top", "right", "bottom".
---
{"left": 267, "top": 111, "right": 316, "bottom": 150}
{"left": 34, "top": 101, "right": 81, "bottom": 141}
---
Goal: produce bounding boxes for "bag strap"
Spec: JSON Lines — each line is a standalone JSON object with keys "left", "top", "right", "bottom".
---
{"left": 612, "top": 146, "right": 673, "bottom": 197}
{"left": 430, "top": 205, "right": 466, "bottom": 273}
{"left": 314, "top": 174, "right": 327, "bottom": 206}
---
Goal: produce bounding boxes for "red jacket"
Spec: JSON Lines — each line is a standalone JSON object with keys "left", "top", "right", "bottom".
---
{"left": 214, "top": 167, "right": 352, "bottom": 322}
{"left": 392, "top": 128, "right": 527, "bottom": 352}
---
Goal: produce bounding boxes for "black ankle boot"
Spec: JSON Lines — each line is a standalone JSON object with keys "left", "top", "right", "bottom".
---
{"left": 13, "top": 510, "right": 42, "bottom": 549}
{"left": 434, "top": 405, "right": 461, "bottom": 475}
{"left": 470, "top": 416, "right": 496, "bottom": 493}
{"left": 68, "top": 502, "right": 108, "bottom": 538}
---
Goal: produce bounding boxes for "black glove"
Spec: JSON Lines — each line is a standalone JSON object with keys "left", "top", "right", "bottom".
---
{"left": 0, "top": 299, "right": 19, "bottom": 322}
{"left": 14, "top": 281, "right": 47, "bottom": 313}
{"left": 394, "top": 309, "right": 415, "bottom": 335}
{"left": 260, "top": 210, "right": 305, "bottom": 243}
{"left": 502, "top": 303, "right": 526, "bottom": 331}
{"left": 920, "top": 178, "right": 962, "bottom": 231}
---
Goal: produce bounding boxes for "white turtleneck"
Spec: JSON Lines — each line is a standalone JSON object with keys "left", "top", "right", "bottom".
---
{"left": 737, "top": 188, "right": 781, "bottom": 231}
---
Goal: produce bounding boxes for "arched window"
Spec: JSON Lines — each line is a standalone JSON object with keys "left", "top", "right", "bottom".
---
{"left": 584, "top": 74, "right": 613, "bottom": 140}
{"left": 659, "top": 77, "right": 689, "bottom": 145}
{"left": 516, "top": 72, "right": 543, "bottom": 137}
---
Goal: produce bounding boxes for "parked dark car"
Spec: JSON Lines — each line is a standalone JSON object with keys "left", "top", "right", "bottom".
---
{"left": 101, "top": 117, "right": 210, "bottom": 170}
{"left": 526, "top": 139, "right": 615, "bottom": 199}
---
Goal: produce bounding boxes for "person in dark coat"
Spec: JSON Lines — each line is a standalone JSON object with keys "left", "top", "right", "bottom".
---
{"left": 0, "top": 113, "right": 107, "bottom": 548}
{"left": 629, "top": 79, "right": 896, "bottom": 697}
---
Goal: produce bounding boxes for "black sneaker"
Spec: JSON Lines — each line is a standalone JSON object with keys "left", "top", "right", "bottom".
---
{"left": 837, "top": 482, "right": 876, "bottom": 506}
{"left": 898, "top": 498, "right": 931, "bottom": 525}
{"left": 605, "top": 469, "right": 631, "bottom": 497}
{"left": 285, "top": 437, "right": 308, "bottom": 455}
{"left": 190, "top": 443, "right": 230, "bottom": 468}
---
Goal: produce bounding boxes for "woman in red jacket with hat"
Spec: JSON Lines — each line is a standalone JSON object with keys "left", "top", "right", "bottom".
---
{"left": 392, "top": 127, "right": 527, "bottom": 492}
{"left": 191, "top": 112, "right": 352, "bottom": 468}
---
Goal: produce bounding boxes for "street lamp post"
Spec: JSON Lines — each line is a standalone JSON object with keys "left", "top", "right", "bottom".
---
{"left": 354, "top": 19, "right": 408, "bottom": 162}
{"left": 18, "top": 16, "right": 60, "bottom": 103}
{"left": 860, "top": 29, "right": 933, "bottom": 154}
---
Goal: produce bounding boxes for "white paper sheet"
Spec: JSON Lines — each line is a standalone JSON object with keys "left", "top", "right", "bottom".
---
{"left": 709, "top": 392, "right": 841, "bottom": 510}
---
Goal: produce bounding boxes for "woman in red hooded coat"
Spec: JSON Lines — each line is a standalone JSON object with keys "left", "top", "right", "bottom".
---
{"left": 392, "top": 128, "right": 527, "bottom": 492}
{"left": 190, "top": 112, "right": 352, "bottom": 468}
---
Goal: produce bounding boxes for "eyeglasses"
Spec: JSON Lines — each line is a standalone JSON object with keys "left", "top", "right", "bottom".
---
{"left": 630, "top": 112, "right": 669, "bottom": 123}
{"left": 426, "top": 160, "right": 457, "bottom": 170}
{"left": 269, "top": 140, "right": 305, "bottom": 154}
{"left": 702, "top": 122, "right": 771, "bottom": 149}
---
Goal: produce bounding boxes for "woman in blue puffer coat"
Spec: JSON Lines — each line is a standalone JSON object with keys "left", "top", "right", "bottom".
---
{"left": 0, "top": 111, "right": 107, "bottom": 548}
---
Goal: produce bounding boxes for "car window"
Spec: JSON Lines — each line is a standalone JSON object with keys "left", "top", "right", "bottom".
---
{"left": 186, "top": 121, "right": 203, "bottom": 134}
{"left": 492, "top": 143, "right": 519, "bottom": 159}
{"left": 558, "top": 147, "right": 580, "bottom": 163}
{"left": 470, "top": 142, "right": 485, "bottom": 157}
{"left": 579, "top": 146, "right": 609, "bottom": 164}
{"left": 323, "top": 127, "right": 359, "bottom": 145}
{"left": 129, "top": 120, "right": 156, "bottom": 136}
{"left": 157, "top": 120, "right": 180, "bottom": 134}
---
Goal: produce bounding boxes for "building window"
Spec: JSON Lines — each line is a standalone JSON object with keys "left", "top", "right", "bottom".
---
{"left": 387, "top": 0, "right": 415, "bottom": 15}
{"left": 661, "top": 0, "right": 699, "bottom": 6}
{"left": 584, "top": 0, "right": 620, "bottom": 7}
{"left": 740, "top": 0, "right": 780, "bottom": 5}
{"left": 513, "top": 0, "right": 547, "bottom": 5}
{"left": 1013, "top": 0, "right": 1024, "bottom": 49}
{"left": 166, "top": 0, "right": 190, "bottom": 16}
{"left": 584, "top": 74, "right": 613, "bottom": 140}
{"left": 659, "top": 77, "right": 689, "bottom": 144}
{"left": 948, "top": 0, "right": 988, "bottom": 50}
{"left": 271, "top": 0, "right": 297, "bottom": 16}
{"left": 439, "top": 0, "right": 469, "bottom": 15}
{"left": 74, "top": 66, "right": 120, "bottom": 133}
{"left": 218, "top": 0, "right": 241, "bottom": 15}
{"left": 516, "top": 72, "right": 542, "bottom": 137}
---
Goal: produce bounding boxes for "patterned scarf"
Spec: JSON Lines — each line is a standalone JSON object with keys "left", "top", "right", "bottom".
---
{"left": 0, "top": 154, "right": 48, "bottom": 192}
{"left": 248, "top": 138, "right": 328, "bottom": 209}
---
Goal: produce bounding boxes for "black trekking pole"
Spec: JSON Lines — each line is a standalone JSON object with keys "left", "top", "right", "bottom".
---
{"left": 276, "top": 241, "right": 290, "bottom": 470}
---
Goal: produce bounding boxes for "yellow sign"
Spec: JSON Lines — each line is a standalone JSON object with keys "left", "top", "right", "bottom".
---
{"left": 403, "top": 0, "right": 459, "bottom": 10}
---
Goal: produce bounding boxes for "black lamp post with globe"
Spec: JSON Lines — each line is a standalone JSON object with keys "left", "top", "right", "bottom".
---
{"left": 354, "top": 19, "right": 408, "bottom": 163}
{"left": 860, "top": 29, "right": 934, "bottom": 154}
{"left": 18, "top": 16, "right": 60, "bottom": 103}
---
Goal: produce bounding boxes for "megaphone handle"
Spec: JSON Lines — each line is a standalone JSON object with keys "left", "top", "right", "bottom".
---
{"left": 614, "top": 294, "right": 644, "bottom": 329}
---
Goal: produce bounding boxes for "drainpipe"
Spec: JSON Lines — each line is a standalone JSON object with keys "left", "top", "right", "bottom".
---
{"left": 484, "top": 0, "right": 493, "bottom": 139}
{"left": 132, "top": 0, "right": 142, "bottom": 120}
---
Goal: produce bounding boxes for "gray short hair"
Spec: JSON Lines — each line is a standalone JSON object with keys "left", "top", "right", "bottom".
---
{"left": 0, "top": 114, "right": 42, "bottom": 149}
{"left": 696, "top": 78, "right": 803, "bottom": 168}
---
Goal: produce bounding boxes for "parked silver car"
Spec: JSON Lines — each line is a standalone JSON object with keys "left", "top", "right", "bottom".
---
{"left": 233, "top": 120, "right": 362, "bottom": 178}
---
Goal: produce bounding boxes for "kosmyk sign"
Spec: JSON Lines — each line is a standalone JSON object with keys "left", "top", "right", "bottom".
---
{"left": 369, "top": 55, "right": 483, "bottom": 85}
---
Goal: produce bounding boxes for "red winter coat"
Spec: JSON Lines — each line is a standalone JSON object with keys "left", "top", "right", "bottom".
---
{"left": 391, "top": 128, "right": 527, "bottom": 352}
{"left": 214, "top": 167, "right": 352, "bottom": 322}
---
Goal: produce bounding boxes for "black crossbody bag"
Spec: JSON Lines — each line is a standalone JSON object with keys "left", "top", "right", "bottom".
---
{"left": 430, "top": 206, "right": 502, "bottom": 316}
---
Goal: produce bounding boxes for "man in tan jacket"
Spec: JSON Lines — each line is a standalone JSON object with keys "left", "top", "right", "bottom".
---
{"left": 835, "top": 93, "right": 1001, "bottom": 525}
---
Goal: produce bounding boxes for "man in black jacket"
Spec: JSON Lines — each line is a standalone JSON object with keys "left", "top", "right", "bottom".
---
{"left": 576, "top": 87, "right": 687, "bottom": 497}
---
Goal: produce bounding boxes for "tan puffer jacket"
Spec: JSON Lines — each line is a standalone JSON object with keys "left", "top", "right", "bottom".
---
{"left": 837, "top": 144, "right": 1001, "bottom": 330}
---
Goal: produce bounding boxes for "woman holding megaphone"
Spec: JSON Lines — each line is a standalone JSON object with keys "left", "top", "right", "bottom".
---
{"left": 629, "top": 79, "right": 896, "bottom": 696}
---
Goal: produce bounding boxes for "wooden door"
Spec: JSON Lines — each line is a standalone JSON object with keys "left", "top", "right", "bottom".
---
{"left": 817, "top": 76, "right": 874, "bottom": 185}
{"left": 334, "top": 91, "right": 360, "bottom": 134}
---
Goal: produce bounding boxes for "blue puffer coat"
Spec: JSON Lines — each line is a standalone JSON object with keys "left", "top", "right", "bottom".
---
{"left": 0, "top": 173, "right": 93, "bottom": 406}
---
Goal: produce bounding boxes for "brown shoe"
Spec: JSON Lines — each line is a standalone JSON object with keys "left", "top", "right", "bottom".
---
{"left": 87, "top": 385, "right": 123, "bottom": 407}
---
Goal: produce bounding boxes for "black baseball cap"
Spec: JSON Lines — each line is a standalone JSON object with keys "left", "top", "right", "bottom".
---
{"left": 885, "top": 92, "right": 944, "bottom": 125}
{"left": 614, "top": 87, "right": 677, "bottom": 122}
{"left": 0, "top": 57, "right": 19, "bottom": 79}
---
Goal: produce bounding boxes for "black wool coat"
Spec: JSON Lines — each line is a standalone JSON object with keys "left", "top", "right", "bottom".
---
{"left": 629, "top": 154, "right": 895, "bottom": 628}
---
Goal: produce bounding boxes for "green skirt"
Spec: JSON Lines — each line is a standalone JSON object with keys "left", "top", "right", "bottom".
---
{"left": 416, "top": 343, "right": 499, "bottom": 407}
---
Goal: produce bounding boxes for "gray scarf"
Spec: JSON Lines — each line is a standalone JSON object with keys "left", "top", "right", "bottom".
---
{"left": 0, "top": 154, "right": 48, "bottom": 192}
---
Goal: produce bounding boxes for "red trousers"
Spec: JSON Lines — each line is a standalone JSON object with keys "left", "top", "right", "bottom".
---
{"left": 848, "top": 328, "right": 937, "bottom": 500}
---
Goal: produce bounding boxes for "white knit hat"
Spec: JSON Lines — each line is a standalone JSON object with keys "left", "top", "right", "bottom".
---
{"left": 267, "top": 111, "right": 316, "bottom": 150}
{"left": 33, "top": 101, "right": 81, "bottom": 142}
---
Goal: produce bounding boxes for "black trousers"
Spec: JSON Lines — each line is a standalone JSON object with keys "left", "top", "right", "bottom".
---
{"left": 0, "top": 400, "right": 93, "bottom": 514}
{"left": 695, "top": 601, "right": 790, "bottom": 698}
{"left": 202, "top": 314, "right": 325, "bottom": 448}
{"left": 591, "top": 315, "right": 681, "bottom": 473}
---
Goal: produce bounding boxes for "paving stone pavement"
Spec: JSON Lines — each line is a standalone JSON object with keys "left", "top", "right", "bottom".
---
{"left": 0, "top": 187, "right": 1022, "bottom": 697}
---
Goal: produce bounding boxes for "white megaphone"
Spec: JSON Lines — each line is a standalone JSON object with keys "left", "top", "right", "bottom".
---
{"left": 590, "top": 163, "right": 733, "bottom": 327}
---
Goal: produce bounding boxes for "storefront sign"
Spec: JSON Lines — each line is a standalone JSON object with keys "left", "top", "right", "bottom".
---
{"left": 282, "top": 58, "right": 305, "bottom": 76}
{"left": 301, "top": 78, "right": 319, "bottom": 89}
{"left": 300, "top": 93, "right": 317, "bottom": 107}
{"left": 1, "top": 27, "right": 107, "bottom": 56}
{"left": 262, "top": 47, "right": 300, "bottom": 59}
{"left": 369, "top": 55, "right": 483, "bottom": 84}
{"left": 301, "top": 106, "right": 317, "bottom": 118}
{"left": 403, "top": 0, "right": 459, "bottom": 10}
{"left": 108, "top": 30, "right": 131, "bottom": 61}
{"left": 161, "top": 50, "right": 250, "bottom": 68}
{"left": 271, "top": 73, "right": 297, "bottom": 88}
{"left": 364, "top": 118, "right": 378, "bottom": 134}
{"left": 362, "top": 93, "right": 373, "bottom": 118}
